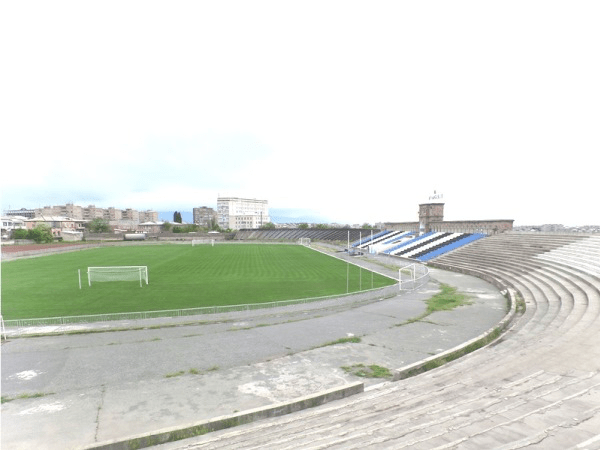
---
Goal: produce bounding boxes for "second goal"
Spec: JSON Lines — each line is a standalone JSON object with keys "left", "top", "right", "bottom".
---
{"left": 87, "top": 266, "right": 149, "bottom": 287}
{"left": 192, "top": 239, "right": 215, "bottom": 247}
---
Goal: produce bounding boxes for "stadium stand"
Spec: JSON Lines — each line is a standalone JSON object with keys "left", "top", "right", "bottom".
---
{"left": 415, "top": 232, "right": 487, "bottom": 261}
{"left": 383, "top": 231, "right": 436, "bottom": 255}
{"left": 400, "top": 232, "right": 462, "bottom": 258}
{"left": 183, "top": 233, "right": 600, "bottom": 448}
{"left": 235, "top": 228, "right": 380, "bottom": 242}
{"left": 380, "top": 230, "right": 413, "bottom": 244}
{"left": 354, "top": 230, "right": 408, "bottom": 249}
{"left": 351, "top": 229, "right": 389, "bottom": 247}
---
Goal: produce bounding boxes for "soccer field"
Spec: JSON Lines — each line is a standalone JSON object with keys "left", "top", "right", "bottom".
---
{"left": 1, "top": 244, "right": 396, "bottom": 320}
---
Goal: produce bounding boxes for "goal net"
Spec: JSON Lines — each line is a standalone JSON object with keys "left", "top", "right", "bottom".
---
{"left": 192, "top": 239, "right": 215, "bottom": 246}
{"left": 297, "top": 237, "right": 311, "bottom": 246}
{"left": 87, "top": 266, "right": 149, "bottom": 287}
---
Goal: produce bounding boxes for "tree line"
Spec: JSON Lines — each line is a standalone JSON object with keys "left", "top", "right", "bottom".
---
{"left": 12, "top": 224, "right": 54, "bottom": 243}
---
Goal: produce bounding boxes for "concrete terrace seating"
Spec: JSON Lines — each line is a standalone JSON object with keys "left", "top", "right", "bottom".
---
{"left": 235, "top": 228, "right": 380, "bottom": 243}
{"left": 182, "top": 233, "right": 600, "bottom": 449}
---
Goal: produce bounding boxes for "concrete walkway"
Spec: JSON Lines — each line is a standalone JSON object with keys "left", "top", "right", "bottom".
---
{"left": 1, "top": 251, "right": 508, "bottom": 450}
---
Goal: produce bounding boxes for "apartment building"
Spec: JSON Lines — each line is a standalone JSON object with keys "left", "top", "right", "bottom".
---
{"left": 105, "top": 207, "right": 122, "bottom": 221}
{"left": 121, "top": 208, "right": 140, "bottom": 222}
{"left": 139, "top": 210, "right": 159, "bottom": 222}
{"left": 3, "top": 208, "right": 36, "bottom": 219}
{"left": 193, "top": 206, "right": 218, "bottom": 228}
{"left": 217, "top": 197, "right": 269, "bottom": 230}
{"left": 81, "top": 205, "right": 102, "bottom": 221}
{"left": 3, "top": 204, "right": 159, "bottom": 232}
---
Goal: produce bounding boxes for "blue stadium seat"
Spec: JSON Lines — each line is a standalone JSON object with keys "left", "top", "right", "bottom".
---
{"left": 416, "top": 233, "right": 487, "bottom": 261}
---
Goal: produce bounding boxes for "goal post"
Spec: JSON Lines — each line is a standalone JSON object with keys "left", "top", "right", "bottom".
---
{"left": 87, "top": 266, "right": 149, "bottom": 287}
{"left": 297, "top": 237, "right": 311, "bottom": 246}
{"left": 192, "top": 239, "right": 215, "bottom": 247}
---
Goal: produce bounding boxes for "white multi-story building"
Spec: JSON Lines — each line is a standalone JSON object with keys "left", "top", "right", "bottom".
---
{"left": 217, "top": 197, "right": 270, "bottom": 230}
{"left": 1, "top": 215, "right": 27, "bottom": 238}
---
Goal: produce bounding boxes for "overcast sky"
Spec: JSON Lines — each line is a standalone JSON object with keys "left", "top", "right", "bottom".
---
{"left": 1, "top": 1, "right": 598, "bottom": 226}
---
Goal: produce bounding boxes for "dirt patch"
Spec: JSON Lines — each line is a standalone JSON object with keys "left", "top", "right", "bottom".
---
{"left": 1, "top": 243, "right": 90, "bottom": 254}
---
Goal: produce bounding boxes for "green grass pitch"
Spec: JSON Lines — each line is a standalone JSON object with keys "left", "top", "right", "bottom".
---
{"left": 1, "top": 244, "right": 396, "bottom": 320}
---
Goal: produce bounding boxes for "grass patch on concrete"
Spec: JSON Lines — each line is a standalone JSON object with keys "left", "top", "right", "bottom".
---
{"left": 167, "top": 366, "right": 219, "bottom": 378}
{"left": 313, "top": 336, "right": 361, "bottom": 349}
{"left": 165, "top": 371, "right": 186, "bottom": 378}
{"left": 341, "top": 363, "right": 393, "bottom": 379}
{"left": 397, "top": 283, "right": 471, "bottom": 326}
{"left": 401, "top": 326, "right": 504, "bottom": 379}
{"left": 1, "top": 392, "right": 54, "bottom": 403}
{"left": 425, "top": 283, "right": 472, "bottom": 313}
{"left": 515, "top": 292, "right": 526, "bottom": 314}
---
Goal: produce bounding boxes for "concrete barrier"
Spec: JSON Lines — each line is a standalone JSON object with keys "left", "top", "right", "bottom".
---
{"left": 393, "top": 262, "right": 518, "bottom": 380}
{"left": 80, "top": 381, "right": 364, "bottom": 450}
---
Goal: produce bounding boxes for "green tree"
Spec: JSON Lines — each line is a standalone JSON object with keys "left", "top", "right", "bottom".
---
{"left": 28, "top": 224, "right": 54, "bottom": 243}
{"left": 361, "top": 223, "right": 374, "bottom": 229}
{"left": 209, "top": 218, "right": 220, "bottom": 231}
{"left": 87, "top": 218, "right": 111, "bottom": 233}
{"left": 173, "top": 211, "right": 183, "bottom": 223}
{"left": 298, "top": 223, "right": 309, "bottom": 229}
{"left": 312, "top": 223, "right": 328, "bottom": 229}
{"left": 260, "top": 222, "right": 276, "bottom": 229}
{"left": 173, "top": 224, "right": 200, "bottom": 233}
{"left": 163, "top": 221, "right": 172, "bottom": 232}
{"left": 12, "top": 229, "right": 29, "bottom": 239}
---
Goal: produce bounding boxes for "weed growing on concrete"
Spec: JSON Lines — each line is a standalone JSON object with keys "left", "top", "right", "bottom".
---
{"left": 341, "top": 363, "right": 393, "bottom": 379}
{"left": 402, "top": 326, "right": 504, "bottom": 379}
{"left": 515, "top": 293, "right": 526, "bottom": 314}
{"left": 166, "top": 366, "right": 218, "bottom": 378}
{"left": 1, "top": 392, "right": 54, "bottom": 403}
{"left": 165, "top": 371, "right": 186, "bottom": 378}
{"left": 396, "top": 283, "right": 471, "bottom": 326}
{"left": 313, "top": 336, "right": 362, "bottom": 349}
{"left": 425, "top": 283, "right": 472, "bottom": 314}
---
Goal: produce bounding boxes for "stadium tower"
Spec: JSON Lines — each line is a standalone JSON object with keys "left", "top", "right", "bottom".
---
{"left": 418, "top": 191, "right": 444, "bottom": 234}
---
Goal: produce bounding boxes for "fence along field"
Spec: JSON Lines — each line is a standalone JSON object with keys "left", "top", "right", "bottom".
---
{"left": 1, "top": 244, "right": 396, "bottom": 320}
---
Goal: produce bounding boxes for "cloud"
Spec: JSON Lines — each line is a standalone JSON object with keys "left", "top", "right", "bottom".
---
{"left": 1, "top": 2, "right": 599, "bottom": 226}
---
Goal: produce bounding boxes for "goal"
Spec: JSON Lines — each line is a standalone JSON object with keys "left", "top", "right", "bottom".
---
{"left": 192, "top": 239, "right": 215, "bottom": 247}
{"left": 297, "top": 237, "right": 311, "bottom": 246}
{"left": 87, "top": 266, "right": 149, "bottom": 287}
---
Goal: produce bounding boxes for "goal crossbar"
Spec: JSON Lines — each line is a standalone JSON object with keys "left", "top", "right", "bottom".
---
{"left": 87, "top": 266, "right": 149, "bottom": 287}
{"left": 192, "top": 239, "right": 215, "bottom": 246}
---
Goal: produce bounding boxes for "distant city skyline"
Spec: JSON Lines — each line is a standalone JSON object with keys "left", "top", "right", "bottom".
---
{"left": 2, "top": 203, "right": 334, "bottom": 226}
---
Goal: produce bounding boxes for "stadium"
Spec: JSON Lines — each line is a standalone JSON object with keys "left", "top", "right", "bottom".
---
{"left": 2, "top": 198, "right": 600, "bottom": 450}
